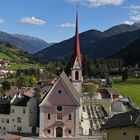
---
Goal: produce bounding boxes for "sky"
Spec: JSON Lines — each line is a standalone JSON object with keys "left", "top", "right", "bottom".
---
{"left": 0, "top": 0, "right": 140, "bottom": 43}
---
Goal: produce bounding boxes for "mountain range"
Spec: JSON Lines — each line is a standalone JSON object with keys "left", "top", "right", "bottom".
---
{"left": 35, "top": 22, "right": 140, "bottom": 61}
{"left": 1, "top": 22, "right": 140, "bottom": 64}
{"left": 0, "top": 31, "right": 52, "bottom": 54}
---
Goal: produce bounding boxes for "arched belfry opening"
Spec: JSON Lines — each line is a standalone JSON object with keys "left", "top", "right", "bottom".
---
{"left": 75, "top": 71, "right": 79, "bottom": 80}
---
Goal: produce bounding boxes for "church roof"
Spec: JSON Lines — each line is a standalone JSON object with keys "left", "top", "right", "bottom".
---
{"left": 60, "top": 71, "right": 80, "bottom": 105}
{"left": 39, "top": 71, "right": 81, "bottom": 106}
{"left": 72, "top": 11, "right": 82, "bottom": 68}
{"left": 101, "top": 109, "right": 140, "bottom": 130}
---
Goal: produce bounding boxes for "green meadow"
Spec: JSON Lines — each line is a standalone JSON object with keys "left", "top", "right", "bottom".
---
{"left": 0, "top": 52, "right": 12, "bottom": 60}
{"left": 7, "top": 63, "right": 44, "bottom": 70}
{"left": 113, "top": 78, "right": 140, "bottom": 108}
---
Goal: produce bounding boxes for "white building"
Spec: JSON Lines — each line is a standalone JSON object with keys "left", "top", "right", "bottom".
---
{"left": 0, "top": 94, "right": 37, "bottom": 134}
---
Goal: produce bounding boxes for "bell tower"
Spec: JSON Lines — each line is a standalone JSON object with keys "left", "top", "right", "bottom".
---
{"left": 71, "top": 11, "right": 83, "bottom": 93}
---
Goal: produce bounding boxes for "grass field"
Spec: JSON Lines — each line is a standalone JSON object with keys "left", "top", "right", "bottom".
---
{"left": 0, "top": 52, "right": 12, "bottom": 60}
{"left": 7, "top": 63, "right": 44, "bottom": 70}
{"left": 112, "top": 78, "right": 140, "bottom": 108}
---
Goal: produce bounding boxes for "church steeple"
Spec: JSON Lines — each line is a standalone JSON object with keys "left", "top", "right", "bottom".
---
{"left": 73, "top": 11, "right": 82, "bottom": 68}
{"left": 71, "top": 11, "right": 83, "bottom": 93}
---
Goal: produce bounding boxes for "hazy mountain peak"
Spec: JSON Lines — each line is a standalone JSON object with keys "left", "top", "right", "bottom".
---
{"left": 103, "top": 22, "right": 140, "bottom": 37}
{"left": 0, "top": 31, "right": 53, "bottom": 54}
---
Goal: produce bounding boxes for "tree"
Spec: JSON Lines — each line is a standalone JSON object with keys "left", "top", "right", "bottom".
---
{"left": 16, "top": 76, "right": 28, "bottom": 87}
{"left": 2, "top": 80, "right": 11, "bottom": 91}
{"left": 106, "top": 76, "right": 113, "bottom": 87}
{"left": 122, "top": 69, "right": 128, "bottom": 81}
{"left": 29, "top": 77, "right": 37, "bottom": 87}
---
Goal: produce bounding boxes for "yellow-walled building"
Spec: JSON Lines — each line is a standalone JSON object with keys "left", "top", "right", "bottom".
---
{"left": 101, "top": 109, "right": 140, "bottom": 140}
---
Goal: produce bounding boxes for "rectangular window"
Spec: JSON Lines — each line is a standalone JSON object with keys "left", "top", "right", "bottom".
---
{"left": 1, "top": 118, "right": 5, "bottom": 123}
{"left": 17, "top": 117, "right": 21, "bottom": 123}
{"left": 135, "top": 135, "right": 139, "bottom": 140}
{"left": 17, "top": 127, "right": 22, "bottom": 131}
{"left": 57, "top": 113, "right": 62, "bottom": 120}
{"left": 23, "top": 108, "right": 26, "bottom": 114}
{"left": 68, "top": 130, "right": 71, "bottom": 134}
{"left": 68, "top": 113, "right": 72, "bottom": 120}
{"left": 47, "top": 129, "right": 51, "bottom": 133}
{"left": 6, "top": 119, "right": 9, "bottom": 123}
{"left": 48, "top": 113, "right": 51, "bottom": 120}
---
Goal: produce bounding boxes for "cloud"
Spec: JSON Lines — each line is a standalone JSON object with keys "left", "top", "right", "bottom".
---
{"left": 88, "top": 0, "right": 124, "bottom": 7}
{"left": 123, "top": 21, "right": 134, "bottom": 25}
{"left": 124, "top": 4, "right": 140, "bottom": 22}
{"left": 60, "top": 22, "right": 75, "bottom": 28}
{"left": 129, "top": 5, "right": 140, "bottom": 10}
{"left": 65, "top": 0, "right": 124, "bottom": 7}
{"left": 0, "top": 19, "right": 6, "bottom": 24}
{"left": 21, "top": 16, "right": 46, "bottom": 26}
{"left": 130, "top": 14, "right": 140, "bottom": 21}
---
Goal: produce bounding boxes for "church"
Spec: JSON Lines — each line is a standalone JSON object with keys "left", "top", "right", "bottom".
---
{"left": 39, "top": 12, "right": 83, "bottom": 138}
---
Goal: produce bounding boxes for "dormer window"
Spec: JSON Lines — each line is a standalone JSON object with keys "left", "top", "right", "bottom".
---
{"left": 57, "top": 90, "right": 62, "bottom": 95}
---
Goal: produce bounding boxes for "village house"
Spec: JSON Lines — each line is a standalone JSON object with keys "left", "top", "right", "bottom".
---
{"left": 101, "top": 109, "right": 140, "bottom": 140}
{"left": 0, "top": 71, "right": 7, "bottom": 79}
{"left": 96, "top": 88, "right": 119, "bottom": 100}
{"left": 36, "top": 80, "right": 53, "bottom": 99}
{"left": 0, "top": 60, "right": 9, "bottom": 69}
{"left": 0, "top": 93, "right": 37, "bottom": 135}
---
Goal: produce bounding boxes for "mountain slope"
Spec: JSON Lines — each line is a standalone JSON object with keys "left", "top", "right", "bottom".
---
{"left": 35, "top": 24, "right": 140, "bottom": 59}
{"left": 0, "top": 31, "right": 51, "bottom": 54}
{"left": 0, "top": 41, "right": 29, "bottom": 62}
{"left": 112, "top": 37, "right": 140, "bottom": 65}
{"left": 36, "top": 29, "right": 103, "bottom": 59}
{"left": 85, "top": 29, "right": 140, "bottom": 58}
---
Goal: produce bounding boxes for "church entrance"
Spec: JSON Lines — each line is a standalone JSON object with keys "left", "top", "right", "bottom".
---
{"left": 56, "top": 127, "right": 63, "bottom": 137}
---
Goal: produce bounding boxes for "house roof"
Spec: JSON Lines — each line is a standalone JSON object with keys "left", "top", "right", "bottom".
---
{"left": 0, "top": 98, "right": 11, "bottom": 114}
{"left": 39, "top": 84, "right": 53, "bottom": 99}
{"left": 6, "top": 88, "right": 25, "bottom": 96}
{"left": 101, "top": 109, "right": 140, "bottom": 130}
{"left": 6, "top": 87, "right": 34, "bottom": 97}
{"left": 97, "top": 88, "right": 119, "bottom": 96}
{"left": 111, "top": 101, "right": 126, "bottom": 113}
{"left": 11, "top": 95, "right": 31, "bottom": 106}
{"left": 60, "top": 71, "right": 80, "bottom": 105}
{"left": 0, "top": 71, "right": 6, "bottom": 76}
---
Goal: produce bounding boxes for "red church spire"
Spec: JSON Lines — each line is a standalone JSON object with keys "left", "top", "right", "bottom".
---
{"left": 74, "top": 11, "right": 82, "bottom": 67}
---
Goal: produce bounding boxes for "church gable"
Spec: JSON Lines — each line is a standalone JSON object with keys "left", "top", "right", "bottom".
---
{"left": 40, "top": 77, "right": 78, "bottom": 106}
{"left": 73, "top": 57, "right": 81, "bottom": 69}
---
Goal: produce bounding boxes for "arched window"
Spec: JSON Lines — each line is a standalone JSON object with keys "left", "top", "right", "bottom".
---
{"left": 75, "top": 71, "right": 79, "bottom": 80}
{"left": 48, "top": 113, "right": 51, "bottom": 120}
{"left": 68, "top": 113, "right": 72, "bottom": 120}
